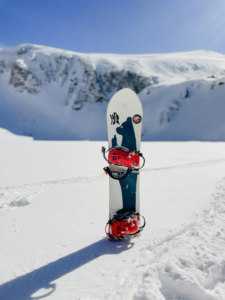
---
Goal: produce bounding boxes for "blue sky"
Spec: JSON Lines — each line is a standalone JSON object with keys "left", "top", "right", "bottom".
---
{"left": 0, "top": 0, "right": 225, "bottom": 54}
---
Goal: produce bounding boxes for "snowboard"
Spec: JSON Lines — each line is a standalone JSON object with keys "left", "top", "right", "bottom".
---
{"left": 106, "top": 88, "right": 143, "bottom": 219}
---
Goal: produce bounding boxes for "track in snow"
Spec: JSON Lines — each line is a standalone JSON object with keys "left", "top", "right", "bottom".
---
{"left": 1, "top": 157, "right": 225, "bottom": 299}
{"left": 1, "top": 157, "right": 224, "bottom": 213}
{"left": 109, "top": 179, "right": 225, "bottom": 300}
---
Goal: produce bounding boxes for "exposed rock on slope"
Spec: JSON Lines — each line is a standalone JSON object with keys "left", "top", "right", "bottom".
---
{"left": 1, "top": 44, "right": 225, "bottom": 140}
{"left": 10, "top": 61, "right": 40, "bottom": 94}
{"left": 0, "top": 45, "right": 155, "bottom": 110}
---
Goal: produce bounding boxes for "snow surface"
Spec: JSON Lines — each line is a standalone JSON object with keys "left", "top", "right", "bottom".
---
{"left": 0, "top": 128, "right": 33, "bottom": 141}
{"left": 0, "top": 133, "right": 225, "bottom": 299}
{"left": 1, "top": 44, "right": 225, "bottom": 140}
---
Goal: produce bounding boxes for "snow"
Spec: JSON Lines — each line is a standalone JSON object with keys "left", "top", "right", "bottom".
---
{"left": 0, "top": 127, "right": 32, "bottom": 141}
{"left": 0, "top": 136, "right": 225, "bottom": 299}
{"left": 140, "top": 79, "right": 225, "bottom": 141}
{"left": 1, "top": 44, "right": 225, "bottom": 140}
{"left": 1, "top": 43, "right": 225, "bottom": 299}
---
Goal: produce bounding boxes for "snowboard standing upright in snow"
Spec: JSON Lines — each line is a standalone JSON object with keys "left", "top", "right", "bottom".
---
{"left": 102, "top": 88, "right": 145, "bottom": 240}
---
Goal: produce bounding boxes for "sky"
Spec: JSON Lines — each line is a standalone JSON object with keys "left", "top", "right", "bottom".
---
{"left": 0, "top": 0, "right": 225, "bottom": 55}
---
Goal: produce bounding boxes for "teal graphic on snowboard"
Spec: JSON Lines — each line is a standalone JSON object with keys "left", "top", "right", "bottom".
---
{"left": 103, "top": 88, "right": 146, "bottom": 240}
{"left": 105, "top": 88, "right": 143, "bottom": 218}
{"left": 113, "top": 117, "right": 138, "bottom": 213}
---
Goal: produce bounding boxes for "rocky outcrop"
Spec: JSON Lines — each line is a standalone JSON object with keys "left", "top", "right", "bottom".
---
{"left": 98, "top": 69, "right": 154, "bottom": 95}
{"left": 67, "top": 57, "right": 107, "bottom": 110}
{"left": 0, "top": 45, "right": 155, "bottom": 109}
{"left": 0, "top": 60, "right": 11, "bottom": 73}
{"left": 10, "top": 61, "right": 40, "bottom": 94}
{"left": 67, "top": 58, "right": 154, "bottom": 110}
{"left": 159, "top": 101, "right": 180, "bottom": 125}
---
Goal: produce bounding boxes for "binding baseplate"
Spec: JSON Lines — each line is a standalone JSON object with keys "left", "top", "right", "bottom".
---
{"left": 105, "top": 212, "right": 146, "bottom": 241}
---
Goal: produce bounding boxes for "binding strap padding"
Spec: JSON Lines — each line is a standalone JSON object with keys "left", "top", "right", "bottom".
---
{"left": 103, "top": 166, "right": 132, "bottom": 180}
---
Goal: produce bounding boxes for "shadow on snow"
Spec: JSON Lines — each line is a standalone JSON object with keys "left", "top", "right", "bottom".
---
{"left": 0, "top": 238, "right": 134, "bottom": 300}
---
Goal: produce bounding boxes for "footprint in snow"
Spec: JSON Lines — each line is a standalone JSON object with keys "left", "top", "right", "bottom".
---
{"left": 9, "top": 198, "right": 30, "bottom": 207}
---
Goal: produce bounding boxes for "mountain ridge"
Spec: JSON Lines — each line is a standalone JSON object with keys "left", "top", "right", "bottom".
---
{"left": 0, "top": 44, "right": 225, "bottom": 140}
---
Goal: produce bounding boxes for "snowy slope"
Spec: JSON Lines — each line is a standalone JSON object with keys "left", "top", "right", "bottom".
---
{"left": 0, "top": 127, "right": 33, "bottom": 141}
{"left": 141, "top": 78, "right": 225, "bottom": 141}
{"left": 0, "top": 137, "right": 225, "bottom": 299}
{"left": 1, "top": 44, "right": 225, "bottom": 140}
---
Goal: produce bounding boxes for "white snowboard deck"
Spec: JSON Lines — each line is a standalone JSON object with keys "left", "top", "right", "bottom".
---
{"left": 106, "top": 88, "right": 143, "bottom": 218}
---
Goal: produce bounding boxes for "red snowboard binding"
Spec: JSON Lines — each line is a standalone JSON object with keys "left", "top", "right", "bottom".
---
{"left": 105, "top": 212, "right": 146, "bottom": 241}
{"left": 102, "top": 146, "right": 145, "bottom": 180}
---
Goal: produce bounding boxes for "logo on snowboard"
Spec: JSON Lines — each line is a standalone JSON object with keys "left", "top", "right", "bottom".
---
{"left": 110, "top": 112, "right": 120, "bottom": 125}
{"left": 132, "top": 114, "right": 142, "bottom": 124}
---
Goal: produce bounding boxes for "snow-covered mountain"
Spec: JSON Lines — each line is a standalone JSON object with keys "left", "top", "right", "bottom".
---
{"left": 0, "top": 44, "right": 225, "bottom": 140}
